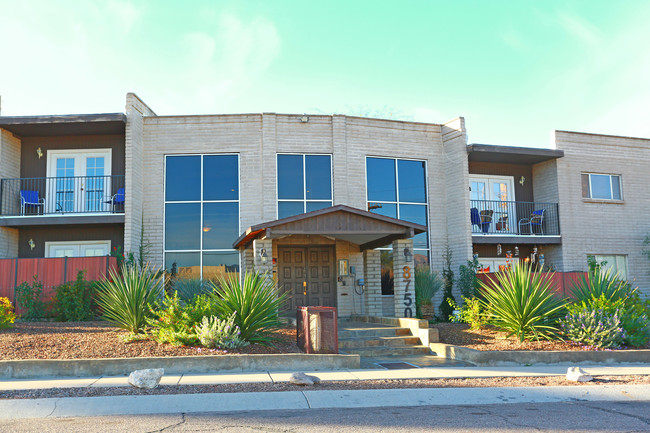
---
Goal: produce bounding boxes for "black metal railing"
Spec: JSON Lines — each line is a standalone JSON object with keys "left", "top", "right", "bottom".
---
{"left": 470, "top": 200, "right": 560, "bottom": 236}
{"left": 0, "top": 175, "right": 125, "bottom": 216}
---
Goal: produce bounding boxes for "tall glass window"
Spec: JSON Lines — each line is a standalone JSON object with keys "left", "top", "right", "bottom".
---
{"left": 366, "top": 157, "right": 429, "bottom": 295}
{"left": 164, "top": 154, "right": 240, "bottom": 280}
{"left": 277, "top": 154, "right": 332, "bottom": 218}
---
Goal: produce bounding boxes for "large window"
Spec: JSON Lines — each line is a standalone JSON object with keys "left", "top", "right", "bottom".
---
{"left": 582, "top": 173, "right": 622, "bottom": 200}
{"left": 590, "top": 254, "right": 628, "bottom": 280}
{"left": 277, "top": 154, "right": 332, "bottom": 219}
{"left": 366, "top": 157, "right": 429, "bottom": 294}
{"left": 164, "top": 155, "right": 240, "bottom": 280}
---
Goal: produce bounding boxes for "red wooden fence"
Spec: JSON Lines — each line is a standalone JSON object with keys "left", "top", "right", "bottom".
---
{"left": 476, "top": 272, "right": 588, "bottom": 298}
{"left": 0, "top": 256, "right": 117, "bottom": 306}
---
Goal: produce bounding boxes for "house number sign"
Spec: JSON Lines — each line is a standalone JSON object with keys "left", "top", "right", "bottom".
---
{"left": 403, "top": 265, "right": 413, "bottom": 317}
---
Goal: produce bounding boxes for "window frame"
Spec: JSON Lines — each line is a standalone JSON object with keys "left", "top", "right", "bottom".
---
{"left": 589, "top": 254, "right": 628, "bottom": 280}
{"left": 276, "top": 153, "right": 334, "bottom": 219}
{"left": 582, "top": 173, "right": 623, "bottom": 201}
{"left": 163, "top": 153, "right": 241, "bottom": 279}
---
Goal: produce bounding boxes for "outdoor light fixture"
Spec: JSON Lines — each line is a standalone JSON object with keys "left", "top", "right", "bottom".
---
{"left": 519, "top": 176, "right": 525, "bottom": 186}
{"left": 36, "top": 147, "right": 43, "bottom": 159}
{"left": 259, "top": 247, "right": 268, "bottom": 264}
{"left": 28, "top": 239, "right": 35, "bottom": 250}
{"left": 497, "top": 243, "right": 502, "bottom": 255}
{"left": 299, "top": 114, "right": 309, "bottom": 123}
{"left": 473, "top": 253, "right": 479, "bottom": 260}
{"left": 514, "top": 246, "right": 519, "bottom": 257}
{"left": 403, "top": 247, "right": 413, "bottom": 262}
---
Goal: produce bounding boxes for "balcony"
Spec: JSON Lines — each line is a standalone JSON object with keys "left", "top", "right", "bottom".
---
{"left": 0, "top": 175, "right": 125, "bottom": 226}
{"left": 471, "top": 200, "right": 560, "bottom": 244}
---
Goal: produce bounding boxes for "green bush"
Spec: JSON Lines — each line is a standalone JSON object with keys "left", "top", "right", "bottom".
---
{"left": 52, "top": 271, "right": 97, "bottom": 322}
{"left": 14, "top": 276, "right": 46, "bottom": 320}
{"left": 196, "top": 312, "right": 249, "bottom": 349}
{"left": 170, "top": 278, "right": 211, "bottom": 302}
{"left": 479, "top": 263, "right": 566, "bottom": 342}
{"left": 438, "top": 247, "right": 456, "bottom": 322}
{"left": 95, "top": 264, "right": 164, "bottom": 334}
{"left": 560, "top": 306, "right": 625, "bottom": 349}
{"left": 458, "top": 258, "right": 480, "bottom": 298}
{"left": 209, "top": 272, "right": 287, "bottom": 346}
{"left": 448, "top": 296, "right": 488, "bottom": 330}
{"left": 0, "top": 297, "right": 17, "bottom": 329}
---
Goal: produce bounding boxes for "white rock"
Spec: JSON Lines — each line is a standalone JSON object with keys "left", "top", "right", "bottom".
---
{"left": 289, "top": 372, "right": 321, "bottom": 386}
{"left": 566, "top": 366, "right": 593, "bottom": 382}
{"left": 128, "top": 368, "right": 164, "bottom": 389}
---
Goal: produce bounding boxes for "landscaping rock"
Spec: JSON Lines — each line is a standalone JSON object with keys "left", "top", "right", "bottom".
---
{"left": 128, "top": 368, "right": 164, "bottom": 389}
{"left": 289, "top": 372, "right": 321, "bottom": 386}
{"left": 566, "top": 367, "right": 593, "bottom": 382}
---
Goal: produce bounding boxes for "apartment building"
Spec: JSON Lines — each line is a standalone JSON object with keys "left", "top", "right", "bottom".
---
{"left": 1, "top": 93, "right": 647, "bottom": 318}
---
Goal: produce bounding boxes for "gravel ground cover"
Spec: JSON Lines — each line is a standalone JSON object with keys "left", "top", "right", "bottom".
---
{"left": 433, "top": 323, "right": 650, "bottom": 351}
{"left": 0, "top": 322, "right": 300, "bottom": 360}
{"left": 2, "top": 375, "right": 649, "bottom": 400}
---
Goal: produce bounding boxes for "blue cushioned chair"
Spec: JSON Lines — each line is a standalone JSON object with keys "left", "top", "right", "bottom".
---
{"left": 20, "top": 190, "right": 45, "bottom": 215}
{"left": 104, "top": 188, "right": 125, "bottom": 212}
{"left": 518, "top": 209, "right": 545, "bottom": 235}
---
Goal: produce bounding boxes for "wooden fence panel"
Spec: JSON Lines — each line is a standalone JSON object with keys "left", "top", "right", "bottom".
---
{"left": 476, "top": 271, "right": 587, "bottom": 298}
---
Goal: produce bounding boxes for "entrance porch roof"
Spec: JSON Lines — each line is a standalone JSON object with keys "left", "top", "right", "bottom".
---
{"left": 233, "top": 205, "right": 426, "bottom": 251}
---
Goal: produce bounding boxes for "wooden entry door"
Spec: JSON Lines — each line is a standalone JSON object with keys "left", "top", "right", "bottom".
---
{"left": 278, "top": 246, "right": 336, "bottom": 313}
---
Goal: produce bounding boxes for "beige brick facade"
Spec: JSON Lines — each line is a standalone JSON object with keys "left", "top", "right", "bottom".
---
{"left": 0, "top": 129, "right": 20, "bottom": 257}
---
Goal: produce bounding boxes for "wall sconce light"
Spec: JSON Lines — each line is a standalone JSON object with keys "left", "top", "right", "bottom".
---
{"left": 519, "top": 176, "right": 525, "bottom": 186}
{"left": 299, "top": 114, "right": 309, "bottom": 123}
{"left": 28, "top": 239, "right": 35, "bottom": 250}
{"left": 259, "top": 247, "right": 268, "bottom": 264}
{"left": 514, "top": 246, "right": 519, "bottom": 257}
{"left": 403, "top": 247, "right": 413, "bottom": 263}
{"left": 497, "top": 243, "right": 502, "bottom": 256}
{"left": 36, "top": 147, "right": 43, "bottom": 159}
{"left": 473, "top": 253, "right": 479, "bottom": 261}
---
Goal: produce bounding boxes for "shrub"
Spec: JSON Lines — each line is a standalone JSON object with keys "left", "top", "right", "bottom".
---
{"left": 95, "top": 264, "right": 164, "bottom": 334}
{"left": 209, "top": 272, "right": 287, "bottom": 346}
{"left": 458, "top": 258, "right": 480, "bottom": 298}
{"left": 171, "top": 278, "right": 211, "bottom": 302}
{"left": 52, "top": 271, "right": 97, "bottom": 322}
{"left": 414, "top": 266, "right": 442, "bottom": 318}
{"left": 14, "top": 276, "right": 46, "bottom": 320}
{"left": 0, "top": 297, "right": 17, "bottom": 329}
{"left": 448, "top": 296, "right": 488, "bottom": 330}
{"left": 571, "top": 268, "right": 630, "bottom": 303}
{"left": 560, "top": 306, "right": 625, "bottom": 349}
{"left": 196, "top": 312, "right": 249, "bottom": 349}
{"left": 438, "top": 247, "right": 456, "bottom": 322}
{"left": 479, "top": 263, "right": 566, "bottom": 342}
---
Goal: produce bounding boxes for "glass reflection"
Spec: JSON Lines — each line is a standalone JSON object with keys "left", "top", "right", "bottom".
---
{"left": 398, "top": 160, "right": 426, "bottom": 203}
{"left": 306, "top": 201, "right": 331, "bottom": 213}
{"left": 367, "top": 158, "right": 396, "bottom": 201}
{"left": 203, "top": 202, "right": 239, "bottom": 249}
{"left": 380, "top": 250, "right": 394, "bottom": 295}
{"left": 203, "top": 251, "right": 240, "bottom": 281}
{"left": 165, "top": 203, "right": 200, "bottom": 250}
{"left": 305, "top": 155, "right": 332, "bottom": 199}
{"left": 399, "top": 204, "right": 428, "bottom": 248}
{"left": 165, "top": 252, "right": 200, "bottom": 279}
{"left": 278, "top": 155, "right": 304, "bottom": 199}
{"left": 166, "top": 156, "right": 200, "bottom": 201}
{"left": 204, "top": 155, "right": 238, "bottom": 200}
{"left": 368, "top": 202, "right": 397, "bottom": 219}
{"left": 278, "top": 201, "right": 304, "bottom": 219}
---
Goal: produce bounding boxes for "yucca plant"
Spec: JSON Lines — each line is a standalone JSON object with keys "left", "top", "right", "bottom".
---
{"left": 209, "top": 272, "right": 287, "bottom": 346}
{"left": 171, "top": 278, "right": 211, "bottom": 302}
{"left": 479, "top": 263, "right": 566, "bottom": 342}
{"left": 95, "top": 264, "right": 164, "bottom": 334}
{"left": 571, "top": 268, "right": 631, "bottom": 303}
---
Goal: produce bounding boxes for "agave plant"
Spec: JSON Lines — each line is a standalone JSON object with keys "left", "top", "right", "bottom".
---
{"left": 95, "top": 264, "right": 164, "bottom": 334}
{"left": 571, "top": 268, "right": 631, "bottom": 303}
{"left": 479, "top": 263, "right": 566, "bottom": 342}
{"left": 209, "top": 272, "right": 287, "bottom": 346}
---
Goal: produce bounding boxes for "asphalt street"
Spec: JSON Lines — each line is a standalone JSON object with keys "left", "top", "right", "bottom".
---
{"left": 1, "top": 401, "right": 649, "bottom": 432}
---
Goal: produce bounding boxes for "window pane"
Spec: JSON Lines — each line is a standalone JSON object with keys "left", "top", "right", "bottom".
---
{"left": 380, "top": 250, "right": 394, "bottom": 295}
{"left": 581, "top": 174, "right": 590, "bottom": 198}
{"left": 277, "top": 155, "right": 304, "bottom": 199}
{"left": 203, "top": 155, "right": 238, "bottom": 200}
{"left": 306, "top": 201, "right": 332, "bottom": 213}
{"left": 166, "top": 156, "right": 200, "bottom": 201}
{"left": 203, "top": 202, "right": 239, "bottom": 249}
{"left": 590, "top": 174, "right": 612, "bottom": 199}
{"left": 278, "top": 201, "right": 304, "bottom": 219}
{"left": 471, "top": 181, "right": 486, "bottom": 201}
{"left": 398, "top": 160, "right": 426, "bottom": 203}
{"left": 611, "top": 175, "right": 621, "bottom": 200}
{"left": 203, "top": 251, "right": 240, "bottom": 281}
{"left": 367, "top": 158, "right": 396, "bottom": 201}
{"left": 368, "top": 202, "right": 397, "bottom": 219}
{"left": 305, "top": 155, "right": 331, "bottom": 199}
{"left": 165, "top": 252, "right": 200, "bottom": 279}
{"left": 165, "top": 203, "right": 200, "bottom": 250}
{"left": 399, "top": 204, "right": 428, "bottom": 248}
{"left": 414, "top": 250, "right": 430, "bottom": 268}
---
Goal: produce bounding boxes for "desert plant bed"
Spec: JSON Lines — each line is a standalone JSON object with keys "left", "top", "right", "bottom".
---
{"left": 0, "top": 321, "right": 299, "bottom": 360}
{"left": 433, "top": 323, "right": 650, "bottom": 352}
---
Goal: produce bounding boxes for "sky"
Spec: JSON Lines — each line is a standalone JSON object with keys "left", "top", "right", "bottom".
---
{"left": 1, "top": 0, "right": 649, "bottom": 148}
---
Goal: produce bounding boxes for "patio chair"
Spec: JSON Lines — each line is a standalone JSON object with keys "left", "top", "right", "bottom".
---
{"left": 104, "top": 187, "right": 125, "bottom": 212}
{"left": 518, "top": 209, "right": 545, "bottom": 235}
{"left": 479, "top": 209, "right": 493, "bottom": 233}
{"left": 20, "top": 190, "right": 45, "bottom": 215}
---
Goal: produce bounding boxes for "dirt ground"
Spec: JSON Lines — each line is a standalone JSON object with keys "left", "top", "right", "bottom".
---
{"left": 432, "top": 322, "right": 650, "bottom": 351}
{"left": 0, "top": 321, "right": 300, "bottom": 360}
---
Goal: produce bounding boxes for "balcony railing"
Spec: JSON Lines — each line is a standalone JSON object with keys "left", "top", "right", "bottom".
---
{"left": 0, "top": 175, "right": 125, "bottom": 217}
{"left": 470, "top": 200, "right": 560, "bottom": 236}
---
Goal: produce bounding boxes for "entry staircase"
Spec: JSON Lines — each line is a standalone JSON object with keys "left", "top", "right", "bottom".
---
{"left": 338, "top": 315, "right": 434, "bottom": 357}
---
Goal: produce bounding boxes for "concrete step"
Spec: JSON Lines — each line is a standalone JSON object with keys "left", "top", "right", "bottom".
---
{"left": 338, "top": 335, "right": 421, "bottom": 349}
{"left": 338, "top": 326, "right": 411, "bottom": 339}
{"left": 340, "top": 346, "right": 432, "bottom": 357}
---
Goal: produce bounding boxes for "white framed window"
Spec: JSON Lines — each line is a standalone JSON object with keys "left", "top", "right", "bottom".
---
{"left": 163, "top": 154, "right": 240, "bottom": 280}
{"left": 582, "top": 173, "right": 622, "bottom": 201}
{"left": 45, "top": 240, "right": 111, "bottom": 258}
{"left": 476, "top": 257, "right": 520, "bottom": 274}
{"left": 276, "top": 154, "right": 333, "bottom": 219}
{"left": 590, "top": 254, "right": 628, "bottom": 280}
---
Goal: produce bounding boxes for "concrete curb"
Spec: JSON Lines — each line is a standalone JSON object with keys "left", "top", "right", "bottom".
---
{"left": 0, "top": 354, "right": 360, "bottom": 379}
{"left": 430, "top": 342, "right": 650, "bottom": 366}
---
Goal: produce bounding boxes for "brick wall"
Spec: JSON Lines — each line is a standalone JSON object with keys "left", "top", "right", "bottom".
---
{"left": 532, "top": 158, "right": 563, "bottom": 270}
{"left": 0, "top": 129, "right": 21, "bottom": 258}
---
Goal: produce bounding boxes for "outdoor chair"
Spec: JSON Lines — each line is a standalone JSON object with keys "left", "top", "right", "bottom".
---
{"left": 20, "top": 190, "right": 45, "bottom": 215}
{"left": 104, "top": 187, "right": 125, "bottom": 213}
{"left": 518, "top": 209, "right": 545, "bottom": 235}
{"left": 479, "top": 209, "right": 493, "bottom": 234}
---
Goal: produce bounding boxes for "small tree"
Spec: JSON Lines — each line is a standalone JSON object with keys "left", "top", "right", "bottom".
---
{"left": 458, "top": 257, "right": 480, "bottom": 298}
{"left": 438, "top": 246, "right": 456, "bottom": 321}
